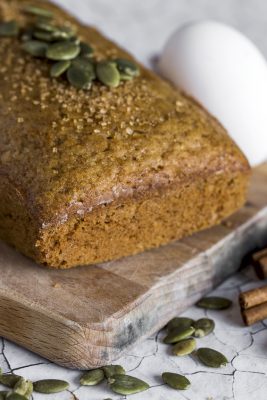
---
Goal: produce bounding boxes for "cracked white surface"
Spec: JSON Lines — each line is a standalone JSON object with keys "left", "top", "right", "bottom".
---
{"left": 1, "top": 266, "right": 267, "bottom": 400}
{"left": 1, "top": 1, "right": 267, "bottom": 399}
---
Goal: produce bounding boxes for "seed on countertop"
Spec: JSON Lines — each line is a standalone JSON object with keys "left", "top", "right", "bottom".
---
{"left": 196, "top": 297, "right": 232, "bottom": 310}
{"left": 114, "top": 58, "right": 140, "bottom": 77}
{"left": 162, "top": 372, "right": 190, "bottom": 390}
{"left": 6, "top": 394, "right": 28, "bottom": 400}
{"left": 164, "top": 326, "right": 195, "bottom": 344}
{"left": 197, "top": 348, "right": 228, "bottom": 368}
{"left": 80, "top": 42, "right": 94, "bottom": 58}
{"left": 108, "top": 374, "right": 149, "bottom": 395}
{"left": 67, "top": 65, "right": 93, "bottom": 89}
{"left": 102, "top": 365, "right": 126, "bottom": 379}
{"left": 0, "top": 21, "right": 19, "bottom": 37}
{"left": 80, "top": 369, "right": 104, "bottom": 386}
{"left": 23, "top": 5, "right": 53, "bottom": 18}
{"left": 46, "top": 41, "right": 80, "bottom": 61}
{"left": 172, "top": 338, "right": 196, "bottom": 356}
{"left": 193, "top": 318, "right": 215, "bottom": 338}
{"left": 96, "top": 61, "right": 120, "bottom": 88}
{"left": 167, "top": 317, "right": 195, "bottom": 331}
{"left": 50, "top": 60, "right": 71, "bottom": 77}
{"left": 14, "top": 378, "right": 33, "bottom": 399}
{"left": 22, "top": 40, "right": 48, "bottom": 57}
{"left": 33, "top": 379, "right": 69, "bottom": 394}
{"left": 0, "top": 374, "right": 21, "bottom": 388}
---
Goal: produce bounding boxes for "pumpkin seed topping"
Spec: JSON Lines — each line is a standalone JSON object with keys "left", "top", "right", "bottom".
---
{"left": 102, "top": 365, "right": 126, "bottom": 379}
{"left": 114, "top": 58, "right": 140, "bottom": 77}
{"left": 67, "top": 65, "right": 93, "bottom": 89}
{"left": 33, "top": 379, "right": 69, "bottom": 394}
{"left": 108, "top": 374, "right": 149, "bottom": 395}
{"left": 22, "top": 40, "right": 48, "bottom": 57}
{"left": 164, "top": 325, "right": 195, "bottom": 344}
{"left": 196, "top": 297, "right": 232, "bottom": 310}
{"left": 23, "top": 5, "right": 53, "bottom": 19}
{"left": 167, "top": 317, "right": 195, "bottom": 331}
{"left": 80, "top": 42, "right": 94, "bottom": 58}
{"left": 193, "top": 318, "right": 215, "bottom": 338}
{"left": 50, "top": 60, "right": 71, "bottom": 77}
{"left": 172, "top": 337, "right": 196, "bottom": 356}
{"left": 96, "top": 61, "right": 120, "bottom": 88}
{"left": 162, "top": 372, "right": 190, "bottom": 390}
{"left": 33, "top": 30, "right": 54, "bottom": 42}
{"left": 46, "top": 41, "right": 80, "bottom": 61}
{"left": 0, "top": 21, "right": 19, "bottom": 37}
{"left": 80, "top": 369, "right": 104, "bottom": 386}
{"left": 197, "top": 348, "right": 228, "bottom": 368}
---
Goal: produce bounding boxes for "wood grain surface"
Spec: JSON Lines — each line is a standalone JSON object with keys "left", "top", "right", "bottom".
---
{"left": 0, "top": 164, "right": 267, "bottom": 369}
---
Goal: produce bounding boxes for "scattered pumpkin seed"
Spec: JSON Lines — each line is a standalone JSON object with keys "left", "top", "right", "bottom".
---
{"left": 80, "top": 42, "right": 93, "bottom": 58}
{"left": 197, "top": 348, "right": 228, "bottom": 368}
{"left": 46, "top": 41, "right": 80, "bottom": 61}
{"left": 33, "top": 30, "right": 54, "bottom": 42}
{"left": 23, "top": 5, "right": 53, "bottom": 19}
{"left": 172, "top": 338, "right": 196, "bottom": 356}
{"left": 0, "top": 21, "right": 19, "bottom": 37}
{"left": 162, "top": 372, "right": 190, "bottom": 390}
{"left": 193, "top": 318, "right": 215, "bottom": 338}
{"left": 196, "top": 297, "right": 232, "bottom": 310}
{"left": 22, "top": 40, "right": 48, "bottom": 57}
{"left": 114, "top": 58, "right": 140, "bottom": 77}
{"left": 52, "top": 27, "right": 75, "bottom": 41}
{"left": 14, "top": 378, "right": 33, "bottom": 399}
{"left": 50, "top": 60, "right": 71, "bottom": 77}
{"left": 167, "top": 317, "right": 195, "bottom": 331}
{"left": 164, "top": 326, "right": 195, "bottom": 344}
{"left": 80, "top": 369, "right": 104, "bottom": 386}
{"left": 67, "top": 65, "right": 93, "bottom": 89}
{"left": 96, "top": 61, "right": 120, "bottom": 88}
{"left": 6, "top": 394, "right": 27, "bottom": 400}
{"left": 108, "top": 374, "right": 149, "bottom": 395}
{"left": 33, "top": 379, "right": 69, "bottom": 394}
{"left": 34, "top": 21, "right": 57, "bottom": 33}
{"left": 0, "top": 374, "right": 21, "bottom": 388}
{"left": 72, "top": 57, "right": 96, "bottom": 77}
{"left": 102, "top": 365, "right": 126, "bottom": 379}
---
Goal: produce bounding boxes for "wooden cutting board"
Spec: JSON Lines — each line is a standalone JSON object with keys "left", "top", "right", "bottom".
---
{"left": 0, "top": 164, "right": 267, "bottom": 369}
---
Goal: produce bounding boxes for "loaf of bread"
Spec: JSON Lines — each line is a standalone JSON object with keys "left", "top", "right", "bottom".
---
{"left": 0, "top": 0, "right": 250, "bottom": 269}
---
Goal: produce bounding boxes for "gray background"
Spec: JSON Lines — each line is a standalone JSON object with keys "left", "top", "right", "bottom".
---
{"left": 53, "top": 0, "right": 267, "bottom": 67}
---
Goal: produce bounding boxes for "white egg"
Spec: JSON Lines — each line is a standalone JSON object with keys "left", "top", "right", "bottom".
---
{"left": 159, "top": 21, "right": 267, "bottom": 167}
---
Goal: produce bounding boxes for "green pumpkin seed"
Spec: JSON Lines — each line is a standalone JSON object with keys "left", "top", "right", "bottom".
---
{"left": 164, "top": 326, "right": 195, "bottom": 344}
{"left": 72, "top": 57, "right": 96, "bottom": 77}
{"left": 50, "top": 60, "right": 71, "bottom": 77}
{"left": 114, "top": 58, "right": 140, "bottom": 77}
{"left": 193, "top": 318, "right": 215, "bottom": 338}
{"left": 67, "top": 65, "right": 93, "bottom": 89}
{"left": 162, "top": 372, "right": 190, "bottom": 390}
{"left": 167, "top": 317, "right": 195, "bottom": 331}
{"left": 34, "top": 21, "right": 57, "bottom": 33}
{"left": 196, "top": 297, "right": 232, "bottom": 310}
{"left": 0, "top": 21, "right": 19, "bottom": 37}
{"left": 22, "top": 40, "right": 48, "bottom": 57}
{"left": 80, "top": 369, "right": 104, "bottom": 386}
{"left": 33, "top": 379, "right": 69, "bottom": 394}
{"left": 172, "top": 338, "right": 196, "bottom": 356}
{"left": 6, "top": 394, "right": 27, "bottom": 400}
{"left": 14, "top": 378, "right": 33, "bottom": 399}
{"left": 197, "top": 348, "right": 228, "bottom": 368}
{"left": 33, "top": 30, "right": 54, "bottom": 42}
{"left": 96, "top": 61, "right": 120, "bottom": 88}
{"left": 21, "top": 28, "right": 34, "bottom": 42}
{"left": 46, "top": 41, "right": 80, "bottom": 61}
{"left": 52, "top": 27, "right": 75, "bottom": 41}
{"left": 80, "top": 42, "right": 93, "bottom": 58}
{"left": 108, "top": 374, "right": 149, "bottom": 395}
{"left": 102, "top": 365, "right": 126, "bottom": 379}
{"left": 23, "top": 5, "right": 53, "bottom": 18}
{"left": 0, "top": 374, "right": 21, "bottom": 388}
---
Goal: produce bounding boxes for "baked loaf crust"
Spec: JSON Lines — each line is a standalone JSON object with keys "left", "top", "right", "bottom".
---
{"left": 0, "top": 0, "right": 250, "bottom": 268}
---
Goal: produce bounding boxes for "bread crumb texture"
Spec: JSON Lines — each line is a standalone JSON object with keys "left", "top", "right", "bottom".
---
{"left": 0, "top": 0, "right": 250, "bottom": 268}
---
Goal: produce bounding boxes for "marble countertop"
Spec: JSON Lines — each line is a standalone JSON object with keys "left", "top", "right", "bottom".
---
{"left": 1, "top": 1, "right": 267, "bottom": 399}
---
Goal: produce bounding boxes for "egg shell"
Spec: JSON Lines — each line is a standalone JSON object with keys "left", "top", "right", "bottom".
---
{"left": 159, "top": 21, "right": 267, "bottom": 167}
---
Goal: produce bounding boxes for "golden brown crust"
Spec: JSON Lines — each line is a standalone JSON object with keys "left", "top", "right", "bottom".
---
{"left": 0, "top": 0, "right": 250, "bottom": 268}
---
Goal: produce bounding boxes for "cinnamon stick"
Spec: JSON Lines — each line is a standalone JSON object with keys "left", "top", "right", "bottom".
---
{"left": 239, "top": 285, "right": 267, "bottom": 309}
{"left": 241, "top": 302, "right": 267, "bottom": 326}
{"left": 252, "top": 248, "right": 267, "bottom": 280}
